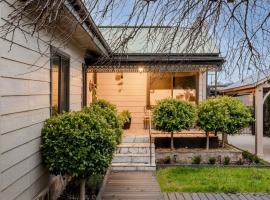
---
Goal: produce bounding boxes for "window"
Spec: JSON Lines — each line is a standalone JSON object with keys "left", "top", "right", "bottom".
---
{"left": 82, "top": 64, "right": 87, "bottom": 107}
{"left": 147, "top": 72, "right": 197, "bottom": 106}
{"left": 51, "top": 48, "right": 70, "bottom": 115}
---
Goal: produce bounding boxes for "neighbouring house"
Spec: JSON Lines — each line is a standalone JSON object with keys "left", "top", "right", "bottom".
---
{"left": 221, "top": 70, "right": 270, "bottom": 156}
{"left": 86, "top": 27, "right": 224, "bottom": 130}
{"left": 0, "top": 0, "right": 110, "bottom": 199}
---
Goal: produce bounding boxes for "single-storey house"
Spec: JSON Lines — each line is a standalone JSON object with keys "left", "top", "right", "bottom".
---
{"left": 0, "top": 1, "right": 224, "bottom": 200}
{"left": 86, "top": 27, "right": 224, "bottom": 130}
{"left": 221, "top": 71, "right": 270, "bottom": 156}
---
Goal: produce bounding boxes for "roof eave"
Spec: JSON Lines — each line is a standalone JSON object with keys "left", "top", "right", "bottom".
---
{"left": 65, "top": 0, "right": 111, "bottom": 55}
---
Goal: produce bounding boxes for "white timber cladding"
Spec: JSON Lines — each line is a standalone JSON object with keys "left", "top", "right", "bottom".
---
{"left": 0, "top": 1, "right": 85, "bottom": 199}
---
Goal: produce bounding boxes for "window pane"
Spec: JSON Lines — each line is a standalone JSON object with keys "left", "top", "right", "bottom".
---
{"left": 149, "top": 73, "right": 172, "bottom": 105}
{"left": 173, "top": 75, "right": 196, "bottom": 102}
{"left": 51, "top": 56, "right": 60, "bottom": 115}
{"left": 60, "top": 57, "right": 69, "bottom": 112}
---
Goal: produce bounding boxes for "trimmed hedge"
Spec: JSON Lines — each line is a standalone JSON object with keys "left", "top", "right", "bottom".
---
{"left": 41, "top": 111, "right": 116, "bottom": 178}
{"left": 153, "top": 98, "right": 197, "bottom": 132}
{"left": 198, "top": 96, "right": 254, "bottom": 135}
{"left": 82, "top": 103, "right": 123, "bottom": 144}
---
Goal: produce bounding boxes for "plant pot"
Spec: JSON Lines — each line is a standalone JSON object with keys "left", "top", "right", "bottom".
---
{"left": 123, "top": 118, "right": 131, "bottom": 129}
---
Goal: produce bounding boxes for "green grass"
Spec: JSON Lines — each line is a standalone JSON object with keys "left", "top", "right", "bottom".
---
{"left": 157, "top": 167, "right": 270, "bottom": 193}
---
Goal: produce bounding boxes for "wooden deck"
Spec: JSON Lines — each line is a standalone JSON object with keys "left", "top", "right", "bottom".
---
{"left": 101, "top": 172, "right": 163, "bottom": 200}
{"left": 163, "top": 193, "right": 270, "bottom": 200}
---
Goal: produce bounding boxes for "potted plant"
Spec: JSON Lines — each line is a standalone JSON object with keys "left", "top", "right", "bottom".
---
{"left": 119, "top": 110, "right": 132, "bottom": 129}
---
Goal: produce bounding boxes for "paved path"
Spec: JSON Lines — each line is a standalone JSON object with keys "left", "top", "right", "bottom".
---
{"left": 163, "top": 193, "right": 270, "bottom": 200}
{"left": 228, "top": 134, "right": 270, "bottom": 162}
{"left": 101, "top": 171, "right": 163, "bottom": 200}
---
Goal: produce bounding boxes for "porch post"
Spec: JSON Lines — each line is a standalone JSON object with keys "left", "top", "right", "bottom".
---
{"left": 255, "top": 85, "right": 263, "bottom": 156}
{"left": 198, "top": 71, "right": 207, "bottom": 102}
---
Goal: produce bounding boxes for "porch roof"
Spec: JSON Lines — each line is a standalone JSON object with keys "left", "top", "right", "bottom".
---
{"left": 87, "top": 53, "right": 224, "bottom": 72}
{"left": 87, "top": 63, "right": 221, "bottom": 73}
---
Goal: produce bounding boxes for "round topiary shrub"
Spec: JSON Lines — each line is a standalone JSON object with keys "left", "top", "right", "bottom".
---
{"left": 152, "top": 98, "right": 197, "bottom": 150}
{"left": 83, "top": 102, "right": 123, "bottom": 144}
{"left": 92, "top": 99, "right": 117, "bottom": 112}
{"left": 41, "top": 111, "right": 116, "bottom": 200}
{"left": 198, "top": 96, "right": 254, "bottom": 149}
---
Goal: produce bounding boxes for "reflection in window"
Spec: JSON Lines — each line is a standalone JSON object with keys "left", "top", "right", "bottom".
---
{"left": 51, "top": 56, "right": 59, "bottom": 115}
{"left": 51, "top": 52, "right": 70, "bottom": 115}
{"left": 173, "top": 75, "right": 196, "bottom": 102}
{"left": 148, "top": 73, "right": 197, "bottom": 106}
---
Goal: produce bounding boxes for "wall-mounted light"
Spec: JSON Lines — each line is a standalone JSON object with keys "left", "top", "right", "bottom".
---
{"left": 138, "top": 67, "right": 144, "bottom": 73}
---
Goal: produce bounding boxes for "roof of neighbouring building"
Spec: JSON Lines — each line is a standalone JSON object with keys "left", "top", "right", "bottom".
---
{"left": 98, "top": 26, "right": 219, "bottom": 55}
{"left": 221, "top": 70, "right": 270, "bottom": 92}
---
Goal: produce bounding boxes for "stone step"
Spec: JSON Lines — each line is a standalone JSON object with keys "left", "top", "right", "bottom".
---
{"left": 116, "top": 147, "right": 154, "bottom": 154}
{"left": 122, "top": 136, "right": 150, "bottom": 143}
{"left": 111, "top": 163, "right": 156, "bottom": 171}
{"left": 112, "top": 153, "right": 155, "bottom": 163}
{"left": 117, "top": 143, "right": 155, "bottom": 148}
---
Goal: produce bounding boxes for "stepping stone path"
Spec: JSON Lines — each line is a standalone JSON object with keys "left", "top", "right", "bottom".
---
{"left": 111, "top": 135, "right": 156, "bottom": 171}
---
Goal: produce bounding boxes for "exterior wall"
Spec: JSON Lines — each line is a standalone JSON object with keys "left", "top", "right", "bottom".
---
{"left": 0, "top": 1, "right": 85, "bottom": 199}
{"left": 96, "top": 73, "right": 147, "bottom": 129}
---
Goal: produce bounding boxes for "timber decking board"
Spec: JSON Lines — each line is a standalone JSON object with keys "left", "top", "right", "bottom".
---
{"left": 101, "top": 172, "right": 163, "bottom": 200}
{"left": 164, "top": 193, "right": 270, "bottom": 200}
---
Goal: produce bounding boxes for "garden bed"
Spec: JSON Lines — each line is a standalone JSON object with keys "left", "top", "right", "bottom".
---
{"left": 156, "top": 144, "right": 242, "bottom": 164}
{"left": 157, "top": 167, "right": 270, "bottom": 193}
{"left": 57, "top": 174, "right": 103, "bottom": 200}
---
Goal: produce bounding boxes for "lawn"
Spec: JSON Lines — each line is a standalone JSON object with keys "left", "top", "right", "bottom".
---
{"left": 157, "top": 167, "right": 270, "bottom": 193}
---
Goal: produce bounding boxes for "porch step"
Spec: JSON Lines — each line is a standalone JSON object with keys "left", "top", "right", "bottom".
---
{"left": 111, "top": 163, "right": 156, "bottom": 171}
{"left": 122, "top": 136, "right": 150, "bottom": 143}
{"left": 113, "top": 153, "right": 155, "bottom": 163}
{"left": 112, "top": 135, "right": 156, "bottom": 172}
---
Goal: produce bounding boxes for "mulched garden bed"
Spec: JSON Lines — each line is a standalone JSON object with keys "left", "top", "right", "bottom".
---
{"left": 57, "top": 174, "right": 103, "bottom": 200}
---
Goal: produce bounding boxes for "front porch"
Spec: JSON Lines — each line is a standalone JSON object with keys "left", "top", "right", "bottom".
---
{"left": 86, "top": 70, "right": 209, "bottom": 130}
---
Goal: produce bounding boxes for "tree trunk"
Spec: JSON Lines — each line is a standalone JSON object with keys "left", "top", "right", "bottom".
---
{"left": 206, "top": 131, "right": 209, "bottom": 150}
{"left": 171, "top": 132, "right": 174, "bottom": 150}
{"left": 222, "top": 133, "right": 228, "bottom": 148}
{"left": 80, "top": 177, "right": 86, "bottom": 200}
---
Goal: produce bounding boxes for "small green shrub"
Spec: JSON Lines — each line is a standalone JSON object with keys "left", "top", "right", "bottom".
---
{"left": 92, "top": 99, "right": 117, "bottom": 112}
{"left": 224, "top": 156, "right": 230, "bottom": 165}
{"left": 153, "top": 98, "right": 196, "bottom": 149}
{"left": 83, "top": 103, "right": 123, "bottom": 144}
{"left": 254, "top": 156, "right": 260, "bottom": 164}
{"left": 118, "top": 110, "right": 131, "bottom": 125}
{"left": 242, "top": 150, "right": 256, "bottom": 163}
{"left": 192, "top": 155, "right": 201, "bottom": 164}
{"left": 208, "top": 157, "right": 216, "bottom": 165}
{"left": 236, "top": 158, "right": 244, "bottom": 165}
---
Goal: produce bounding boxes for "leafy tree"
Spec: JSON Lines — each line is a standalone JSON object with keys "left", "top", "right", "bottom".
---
{"left": 198, "top": 96, "right": 254, "bottom": 149}
{"left": 41, "top": 111, "right": 116, "bottom": 200}
{"left": 153, "top": 98, "right": 196, "bottom": 150}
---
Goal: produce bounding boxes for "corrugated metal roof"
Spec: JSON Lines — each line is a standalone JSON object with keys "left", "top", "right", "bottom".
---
{"left": 98, "top": 26, "right": 219, "bottom": 54}
{"left": 222, "top": 70, "right": 270, "bottom": 91}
